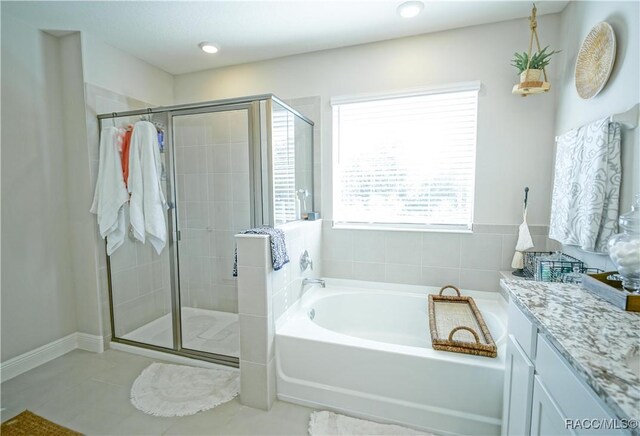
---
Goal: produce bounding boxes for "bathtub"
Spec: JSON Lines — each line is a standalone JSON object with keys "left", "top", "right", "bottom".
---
{"left": 275, "top": 279, "right": 507, "bottom": 435}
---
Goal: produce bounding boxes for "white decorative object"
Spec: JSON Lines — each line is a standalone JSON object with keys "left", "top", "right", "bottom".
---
{"left": 608, "top": 194, "right": 640, "bottom": 292}
{"left": 309, "top": 411, "right": 432, "bottom": 436}
{"left": 549, "top": 118, "right": 621, "bottom": 252}
{"left": 131, "top": 362, "right": 239, "bottom": 417}
{"left": 575, "top": 22, "right": 616, "bottom": 99}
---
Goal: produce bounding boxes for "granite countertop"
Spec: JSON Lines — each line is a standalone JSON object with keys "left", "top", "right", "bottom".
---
{"left": 501, "top": 279, "right": 640, "bottom": 423}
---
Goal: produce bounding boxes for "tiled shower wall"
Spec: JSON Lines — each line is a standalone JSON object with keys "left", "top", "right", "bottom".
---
{"left": 174, "top": 110, "right": 250, "bottom": 313}
{"left": 322, "top": 222, "right": 550, "bottom": 292}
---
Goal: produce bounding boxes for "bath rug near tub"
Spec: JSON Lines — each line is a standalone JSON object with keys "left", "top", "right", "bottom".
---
{"left": 308, "top": 411, "right": 434, "bottom": 436}
{"left": 130, "top": 362, "right": 239, "bottom": 417}
{"left": 1, "top": 410, "right": 82, "bottom": 435}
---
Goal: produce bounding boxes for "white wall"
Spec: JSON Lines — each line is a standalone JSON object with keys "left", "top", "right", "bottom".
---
{"left": 81, "top": 33, "right": 174, "bottom": 107}
{"left": 58, "top": 32, "right": 105, "bottom": 339}
{"left": 1, "top": 9, "right": 177, "bottom": 360}
{"left": 175, "top": 14, "right": 561, "bottom": 290}
{"left": 553, "top": 1, "right": 639, "bottom": 270}
{"left": 1, "top": 13, "right": 78, "bottom": 360}
{"left": 175, "top": 14, "right": 561, "bottom": 227}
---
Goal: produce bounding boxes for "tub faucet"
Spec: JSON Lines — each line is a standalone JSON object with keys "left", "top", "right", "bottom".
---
{"left": 302, "top": 278, "right": 326, "bottom": 289}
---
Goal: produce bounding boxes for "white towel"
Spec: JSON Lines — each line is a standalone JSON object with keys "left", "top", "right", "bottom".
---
{"left": 128, "top": 121, "right": 168, "bottom": 254}
{"left": 90, "top": 127, "right": 129, "bottom": 255}
{"left": 512, "top": 205, "right": 534, "bottom": 269}
{"left": 549, "top": 118, "right": 621, "bottom": 252}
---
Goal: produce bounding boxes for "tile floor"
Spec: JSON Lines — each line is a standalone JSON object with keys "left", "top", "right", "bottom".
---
{"left": 0, "top": 349, "right": 313, "bottom": 435}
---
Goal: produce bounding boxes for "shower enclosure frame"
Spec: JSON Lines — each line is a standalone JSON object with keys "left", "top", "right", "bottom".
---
{"left": 97, "top": 94, "right": 314, "bottom": 367}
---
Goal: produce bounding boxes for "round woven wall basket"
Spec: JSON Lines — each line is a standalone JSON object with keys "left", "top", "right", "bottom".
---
{"left": 575, "top": 22, "right": 616, "bottom": 99}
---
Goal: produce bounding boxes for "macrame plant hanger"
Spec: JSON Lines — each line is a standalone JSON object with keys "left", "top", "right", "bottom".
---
{"left": 512, "top": 4, "right": 551, "bottom": 96}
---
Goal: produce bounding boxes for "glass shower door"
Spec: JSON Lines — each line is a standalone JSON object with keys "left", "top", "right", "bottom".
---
{"left": 171, "top": 107, "right": 251, "bottom": 358}
{"left": 107, "top": 113, "right": 174, "bottom": 350}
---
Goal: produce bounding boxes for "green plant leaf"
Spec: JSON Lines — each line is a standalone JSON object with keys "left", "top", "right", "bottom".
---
{"left": 511, "top": 45, "right": 559, "bottom": 73}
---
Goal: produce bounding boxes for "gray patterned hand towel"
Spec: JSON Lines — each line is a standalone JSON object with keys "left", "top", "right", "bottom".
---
{"left": 232, "top": 227, "right": 290, "bottom": 276}
{"left": 549, "top": 118, "right": 621, "bottom": 252}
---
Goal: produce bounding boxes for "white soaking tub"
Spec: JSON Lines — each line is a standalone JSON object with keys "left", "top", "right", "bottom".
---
{"left": 275, "top": 279, "right": 507, "bottom": 435}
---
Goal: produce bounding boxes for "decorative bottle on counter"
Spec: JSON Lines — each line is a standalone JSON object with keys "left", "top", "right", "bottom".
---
{"left": 608, "top": 194, "right": 640, "bottom": 292}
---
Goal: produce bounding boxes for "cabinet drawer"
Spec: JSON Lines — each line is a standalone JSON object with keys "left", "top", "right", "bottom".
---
{"left": 536, "top": 335, "right": 623, "bottom": 435}
{"left": 508, "top": 301, "right": 537, "bottom": 360}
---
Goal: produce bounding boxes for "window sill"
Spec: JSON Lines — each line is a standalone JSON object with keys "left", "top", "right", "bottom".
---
{"left": 331, "top": 222, "right": 473, "bottom": 234}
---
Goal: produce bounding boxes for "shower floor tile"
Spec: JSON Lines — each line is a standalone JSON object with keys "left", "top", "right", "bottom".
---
{"left": 121, "top": 307, "right": 240, "bottom": 357}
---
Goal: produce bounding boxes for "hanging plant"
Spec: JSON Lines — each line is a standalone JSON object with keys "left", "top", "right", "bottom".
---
{"left": 511, "top": 46, "right": 560, "bottom": 73}
{"left": 511, "top": 4, "right": 557, "bottom": 96}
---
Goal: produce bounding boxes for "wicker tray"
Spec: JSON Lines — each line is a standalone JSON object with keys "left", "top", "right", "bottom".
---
{"left": 428, "top": 285, "right": 497, "bottom": 358}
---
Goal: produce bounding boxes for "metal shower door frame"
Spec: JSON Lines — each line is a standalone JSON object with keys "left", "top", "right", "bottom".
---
{"left": 99, "top": 94, "right": 312, "bottom": 366}
{"left": 165, "top": 102, "right": 259, "bottom": 366}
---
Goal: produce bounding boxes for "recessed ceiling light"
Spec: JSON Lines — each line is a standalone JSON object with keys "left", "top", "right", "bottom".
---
{"left": 397, "top": 1, "right": 424, "bottom": 18}
{"left": 198, "top": 42, "right": 219, "bottom": 54}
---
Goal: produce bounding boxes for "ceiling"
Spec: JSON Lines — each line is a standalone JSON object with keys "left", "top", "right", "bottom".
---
{"left": 3, "top": 1, "right": 568, "bottom": 76}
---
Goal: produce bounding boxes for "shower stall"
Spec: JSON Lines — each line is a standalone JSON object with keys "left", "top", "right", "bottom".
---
{"left": 97, "top": 95, "right": 314, "bottom": 367}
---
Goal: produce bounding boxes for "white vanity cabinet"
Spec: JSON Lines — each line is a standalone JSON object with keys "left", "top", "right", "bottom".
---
{"left": 502, "top": 301, "right": 625, "bottom": 436}
{"left": 502, "top": 300, "right": 537, "bottom": 435}
{"left": 502, "top": 335, "right": 535, "bottom": 435}
{"left": 530, "top": 375, "right": 573, "bottom": 436}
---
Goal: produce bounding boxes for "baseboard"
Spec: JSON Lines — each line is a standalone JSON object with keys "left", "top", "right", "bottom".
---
{"left": 1, "top": 332, "right": 106, "bottom": 383}
{"left": 76, "top": 333, "right": 104, "bottom": 353}
{"left": 1, "top": 333, "right": 77, "bottom": 383}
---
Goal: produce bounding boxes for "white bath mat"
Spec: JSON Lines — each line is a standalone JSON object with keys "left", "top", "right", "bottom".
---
{"left": 130, "top": 362, "right": 239, "bottom": 417}
{"left": 308, "top": 411, "right": 434, "bottom": 435}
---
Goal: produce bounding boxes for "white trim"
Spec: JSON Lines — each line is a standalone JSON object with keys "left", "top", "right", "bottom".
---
{"left": 0, "top": 332, "right": 106, "bottom": 382}
{"left": 1, "top": 333, "right": 77, "bottom": 382}
{"left": 332, "top": 222, "right": 473, "bottom": 234}
{"left": 330, "top": 81, "right": 481, "bottom": 106}
{"left": 76, "top": 333, "right": 105, "bottom": 353}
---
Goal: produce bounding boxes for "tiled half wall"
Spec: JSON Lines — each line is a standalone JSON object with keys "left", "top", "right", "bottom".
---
{"left": 235, "top": 219, "right": 322, "bottom": 410}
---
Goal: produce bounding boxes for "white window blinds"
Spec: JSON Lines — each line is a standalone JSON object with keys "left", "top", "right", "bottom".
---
{"left": 272, "top": 108, "right": 296, "bottom": 225}
{"left": 332, "top": 85, "right": 479, "bottom": 230}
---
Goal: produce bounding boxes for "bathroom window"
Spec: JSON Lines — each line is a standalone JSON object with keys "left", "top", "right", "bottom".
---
{"left": 331, "top": 82, "right": 479, "bottom": 231}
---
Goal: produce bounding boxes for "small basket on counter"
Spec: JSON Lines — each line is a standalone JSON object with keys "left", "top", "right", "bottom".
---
{"left": 428, "top": 285, "right": 497, "bottom": 358}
